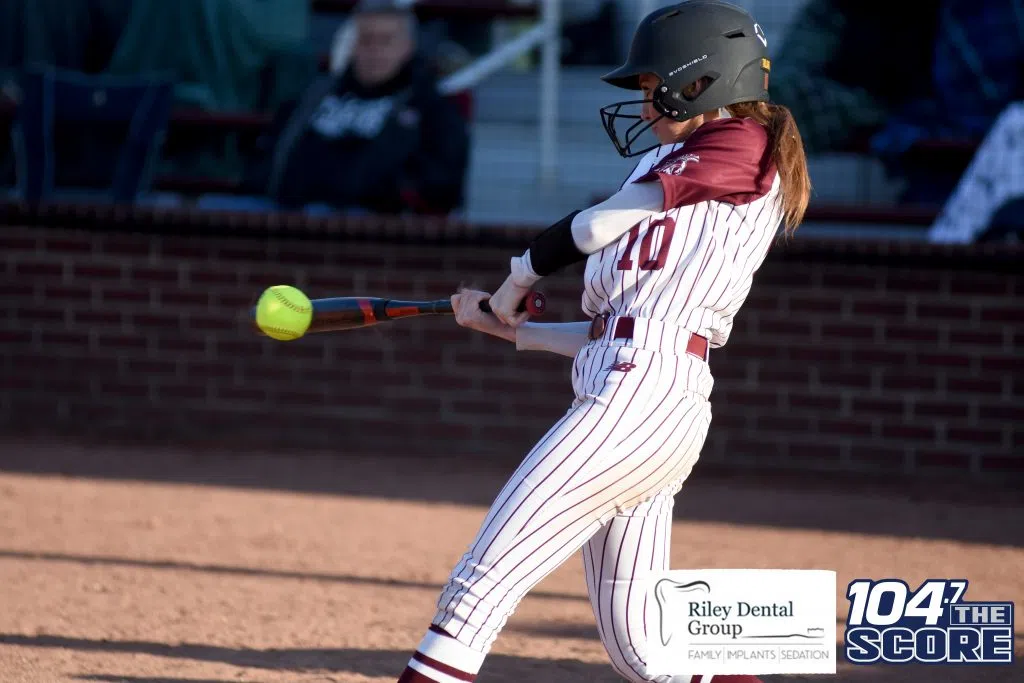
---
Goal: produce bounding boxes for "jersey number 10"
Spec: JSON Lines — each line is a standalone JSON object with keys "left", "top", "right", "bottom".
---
{"left": 616, "top": 217, "right": 677, "bottom": 272}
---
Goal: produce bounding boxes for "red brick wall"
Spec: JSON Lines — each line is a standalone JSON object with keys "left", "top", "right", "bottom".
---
{"left": 1, "top": 212, "right": 1021, "bottom": 479}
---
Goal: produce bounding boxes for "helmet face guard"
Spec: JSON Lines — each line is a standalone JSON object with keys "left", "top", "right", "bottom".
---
{"left": 599, "top": 78, "right": 718, "bottom": 158}
{"left": 599, "top": 98, "right": 660, "bottom": 158}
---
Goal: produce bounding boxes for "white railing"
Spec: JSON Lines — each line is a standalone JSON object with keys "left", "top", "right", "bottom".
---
{"left": 439, "top": 0, "right": 561, "bottom": 185}
{"left": 331, "top": 0, "right": 563, "bottom": 186}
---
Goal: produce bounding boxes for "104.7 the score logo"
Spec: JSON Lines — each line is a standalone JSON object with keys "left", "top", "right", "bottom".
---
{"left": 844, "top": 579, "right": 1014, "bottom": 665}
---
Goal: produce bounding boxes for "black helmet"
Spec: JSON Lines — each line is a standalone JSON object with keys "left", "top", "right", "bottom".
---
{"left": 600, "top": 0, "right": 771, "bottom": 157}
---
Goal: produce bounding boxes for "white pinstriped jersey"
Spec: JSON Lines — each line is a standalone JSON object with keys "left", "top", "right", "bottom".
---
{"left": 581, "top": 117, "right": 784, "bottom": 349}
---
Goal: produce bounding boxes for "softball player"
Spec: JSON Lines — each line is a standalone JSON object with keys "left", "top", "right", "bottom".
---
{"left": 396, "top": 3, "right": 811, "bottom": 682}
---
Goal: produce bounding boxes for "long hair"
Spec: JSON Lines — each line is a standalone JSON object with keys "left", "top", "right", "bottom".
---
{"left": 725, "top": 100, "right": 811, "bottom": 237}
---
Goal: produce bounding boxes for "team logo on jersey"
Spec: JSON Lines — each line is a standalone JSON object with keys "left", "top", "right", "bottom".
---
{"left": 654, "top": 153, "right": 700, "bottom": 176}
{"left": 844, "top": 578, "right": 1015, "bottom": 665}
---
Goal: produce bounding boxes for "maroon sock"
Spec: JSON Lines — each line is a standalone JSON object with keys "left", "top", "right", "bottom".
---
{"left": 396, "top": 624, "right": 479, "bottom": 682}
{"left": 397, "top": 666, "right": 439, "bottom": 683}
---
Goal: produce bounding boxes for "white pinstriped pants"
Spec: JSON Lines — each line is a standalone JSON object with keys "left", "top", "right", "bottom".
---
{"left": 434, "top": 319, "right": 716, "bottom": 683}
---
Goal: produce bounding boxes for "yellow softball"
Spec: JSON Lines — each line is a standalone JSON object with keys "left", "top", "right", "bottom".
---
{"left": 255, "top": 285, "right": 313, "bottom": 341}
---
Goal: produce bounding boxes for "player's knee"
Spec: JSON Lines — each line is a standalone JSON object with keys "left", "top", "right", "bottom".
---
{"left": 613, "top": 667, "right": 758, "bottom": 683}
{"left": 601, "top": 646, "right": 665, "bottom": 682}
{"left": 608, "top": 662, "right": 680, "bottom": 683}
{"left": 607, "top": 661, "right": 651, "bottom": 683}
{"left": 599, "top": 631, "right": 708, "bottom": 682}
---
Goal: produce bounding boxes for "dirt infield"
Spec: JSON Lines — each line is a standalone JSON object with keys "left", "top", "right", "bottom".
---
{"left": 0, "top": 437, "right": 1021, "bottom": 683}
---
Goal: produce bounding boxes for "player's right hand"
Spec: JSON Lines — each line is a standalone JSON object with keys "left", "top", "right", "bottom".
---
{"left": 452, "top": 289, "right": 517, "bottom": 344}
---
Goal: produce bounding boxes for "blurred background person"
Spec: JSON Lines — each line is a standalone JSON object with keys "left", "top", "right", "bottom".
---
{"left": 769, "top": 0, "right": 1024, "bottom": 207}
{"left": 234, "top": 0, "right": 470, "bottom": 216}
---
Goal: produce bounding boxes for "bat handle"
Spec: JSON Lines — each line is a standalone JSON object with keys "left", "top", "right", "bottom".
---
{"left": 479, "top": 291, "right": 546, "bottom": 316}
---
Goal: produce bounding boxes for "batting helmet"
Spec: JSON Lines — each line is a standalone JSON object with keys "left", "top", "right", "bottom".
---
{"left": 600, "top": 0, "right": 772, "bottom": 157}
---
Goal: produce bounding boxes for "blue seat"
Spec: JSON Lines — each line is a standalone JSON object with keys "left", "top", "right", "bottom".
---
{"left": 10, "top": 65, "right": 174, "bottom": 204}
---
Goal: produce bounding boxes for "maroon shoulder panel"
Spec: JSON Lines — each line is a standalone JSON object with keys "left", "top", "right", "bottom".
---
{"left": 634, "top": 117, "right": 777, "bottom": 211}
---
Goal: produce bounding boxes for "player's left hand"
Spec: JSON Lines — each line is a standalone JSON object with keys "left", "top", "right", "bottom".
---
{"left": 451, "top": 289, "right": 516, "bottom": 343}
{"left": 488, "top": 274, "right": 532, "bottom": 328}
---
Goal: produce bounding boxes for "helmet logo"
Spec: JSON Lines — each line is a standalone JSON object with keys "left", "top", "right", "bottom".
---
{"left": 669, "top": 54, "right": 708, "bottom": 77}
{"left": 754, "top": 23, "right": 767, "bottom": 48}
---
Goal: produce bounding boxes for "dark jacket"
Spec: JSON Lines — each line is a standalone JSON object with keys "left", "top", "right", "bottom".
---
{"left": 246, "top": 53, "right": 469, "bottom": 214}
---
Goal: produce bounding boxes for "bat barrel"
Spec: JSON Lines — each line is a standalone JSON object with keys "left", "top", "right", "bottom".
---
{"left": 304, "top": 297, "right": 454, "bottom": 334}
{"left": 381, "top": 299, "right": 454, "bottom": 318}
